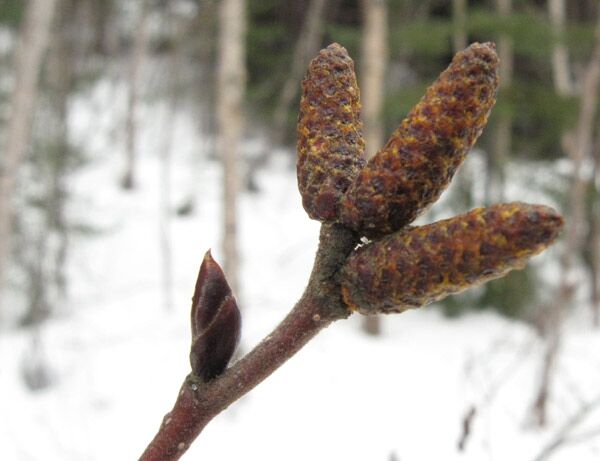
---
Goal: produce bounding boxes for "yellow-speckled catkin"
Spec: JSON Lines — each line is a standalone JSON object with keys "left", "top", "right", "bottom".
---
{"left": 297, "top": 43, "right": 366, "bottom": 222}
{"left": 341, "top": 203, "right": 563, "bottom": 314}
{"left": 340, "top": 42, "right": 499, "bottom": 237}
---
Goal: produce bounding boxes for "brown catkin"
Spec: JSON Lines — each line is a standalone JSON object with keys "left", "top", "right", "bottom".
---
{"left": 340, "top": 42, "right": 500, "bottom": 237}
{"left": 297, "top": 43, "right": 366, "bottom": 222}
{"left": 341, "top": 203, "right": 563, "bottom": 314}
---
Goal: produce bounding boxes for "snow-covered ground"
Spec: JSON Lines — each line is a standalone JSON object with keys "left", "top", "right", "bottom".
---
{"left": 1, "top": 79, "right": 600, "bottom": 461}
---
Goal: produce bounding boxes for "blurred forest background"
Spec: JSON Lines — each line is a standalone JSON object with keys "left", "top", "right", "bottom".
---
{"left": 3, "top": 0, "right": 600, "bottom": 460}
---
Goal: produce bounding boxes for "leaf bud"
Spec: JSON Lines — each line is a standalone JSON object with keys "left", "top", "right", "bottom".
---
{"left": 190, "top": 251, "right": 241, "bottom": 382}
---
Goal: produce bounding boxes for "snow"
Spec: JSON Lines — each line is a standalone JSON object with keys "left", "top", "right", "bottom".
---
{"left": 2, "top": 78, "right": 600, "bottom": 461}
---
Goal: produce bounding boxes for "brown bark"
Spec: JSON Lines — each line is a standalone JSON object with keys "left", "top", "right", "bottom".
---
{"left": 0, "top": 0, "right": 59, "bottom": 309}
{"left": 360, "top": 0, "right": 388, "bottom": 335}
{"left": 217, "top": 0, "right": 246, "bottom": 295}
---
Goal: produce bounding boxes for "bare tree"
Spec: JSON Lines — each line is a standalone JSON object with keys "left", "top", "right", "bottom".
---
{"left": 0, "top": 0, "right": 59, "bottom": 311}
{"left": 360, "top": 0, "right": 388, "bottom": 335}
{"left": 532, "top": 7, "right": 600, "bottom": 427}
{"left": 217, "top": 0, "right": 247, "bottom": 294}
{"left": 121, "top": 0, "right": 150, "bottom": 190}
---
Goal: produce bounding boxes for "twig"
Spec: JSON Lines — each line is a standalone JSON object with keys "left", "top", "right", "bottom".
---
{"left": 457, "top": 334, "right": 534, "bottom": 452}
{"left": 138, "top": 224, "right": 358, "bottom": 461}
{"left": 531, "top": 395, "right": 600, "bottom": 461}
{"left": 138, "top": 42, "right": 563, "bottom": 460}
{"left": 458, "top": 405, "right": 477, "bottom": 451}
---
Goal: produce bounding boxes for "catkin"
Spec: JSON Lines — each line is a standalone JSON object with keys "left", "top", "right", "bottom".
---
{"left": 341, "top": 42, "right": 500, "bottom": 237}
{"left": 297, "top": 43, "right": 366, "bottom": 222}
{"left": 341, "top": 203, "right": 563, "bottom": 314}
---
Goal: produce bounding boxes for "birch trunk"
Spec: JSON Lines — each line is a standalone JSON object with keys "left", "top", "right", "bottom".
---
{"left": 361, "top": 0, "right": 388, "bottom": 335}
{"left": 0, "top": 0, "right": 58, "bottom": 310}
{"left": 217, "top": 0, "right": 246, "bottom": 295}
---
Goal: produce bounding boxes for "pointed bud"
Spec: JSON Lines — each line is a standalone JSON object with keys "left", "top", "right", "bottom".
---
{"left": 297, "top": 43, "right": 366, "bottom": 222}
{"left": 190, "top": 251, "right": 241, "bottom": 382}
{"left": 341, "top": 203, "right": 563, "bottom": 314}
{"left": 341, "top": 42, "right": 500, "bottom": 237}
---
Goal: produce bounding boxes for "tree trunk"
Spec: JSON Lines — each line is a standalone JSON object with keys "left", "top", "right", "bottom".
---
{"left": 158, "top": 10, "right": 187, "bottom": 312}
{"left": 19, "top": 0, "right": 74, "bottom": 325}
{"left": 532, "top": 7, "right": 600, "bottom": 426}
{"left": 273, "top": 0, "right": 327, "bottom": 148}
{"left": 217, "top": 0, "right": 246, "bottom": 295}
{"left": 486, "top": 0, "right": 512, "bottom": 205}
{"left": 46, "top": 0, "right": 74, "bottom": 303}
{"left": 121, "top": 0, "right": 150, "bottom": 190}
{"left": 0, "top": 0, "right": 58, "bottom": 312}
{"left": 450, "top": 0, "right": 476, "bottom": 211}
{"left": 90, "top": 0, "right": 116, "bottom": 55}
{"left": 360, "top": 0, "right": 388, "bottom": 336}
{"left": 591, "top": 154, "right": 600, "bottom": 326}
{"left": 246, "top": 0, "right": 327, "bottom": 191}
{"left": 549, "top": 0, "right": 573, "bottom": 95}
{"left": 452, "top": 0, "right": 467, "bottom": 53}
